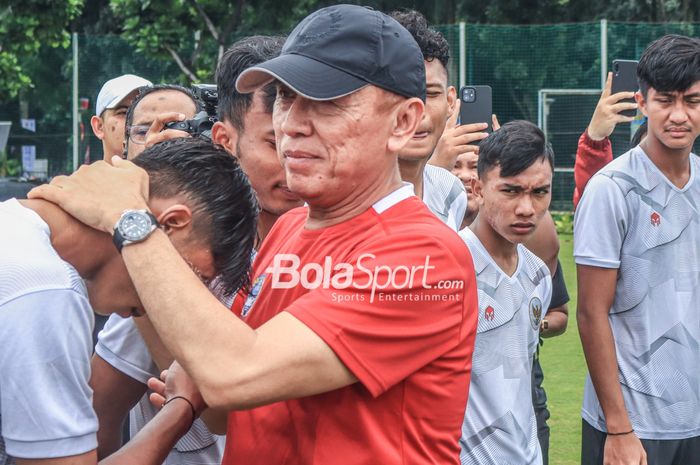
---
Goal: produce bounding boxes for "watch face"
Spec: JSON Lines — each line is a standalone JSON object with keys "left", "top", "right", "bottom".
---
{"left": 118, "top": 211, "right": 153, "bottom": 241}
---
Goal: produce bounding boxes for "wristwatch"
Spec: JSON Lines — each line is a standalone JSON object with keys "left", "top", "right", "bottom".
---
{"left": 112, "top": 209, "right": 160, "bottom": 253}
{"left": 540, "top": 318, "right": 549, "bottom": 332}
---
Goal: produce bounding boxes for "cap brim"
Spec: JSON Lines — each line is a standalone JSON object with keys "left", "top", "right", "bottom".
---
{"left": 236, "top": 54, "right": 368, "bottom": 101}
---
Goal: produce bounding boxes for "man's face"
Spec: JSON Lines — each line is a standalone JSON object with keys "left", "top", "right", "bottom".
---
{"left": 453, "top": 151, "right": 479, "bottom": 204}
{"left": 399, "top": 59, "right": 454, "bottom": 161}
{"left": 475, "top": 159, "right": 552, "bottom": 245}
{"left": 273, "top": 85, "right": 401, "bottom": 207}
{"left": 236, "top": 91, "right": 302, "bottom": 215}
{"left": 95, "top": 92, "right": 138, "bottom": 161}
{"left": 86, "top": 200, "right": 215, "bottom": 318}
{"left": 638, "top": 81, "right": 700, "bottom": 152}
{"left": 126, "top": 90, "right": 198, "bottom": 159}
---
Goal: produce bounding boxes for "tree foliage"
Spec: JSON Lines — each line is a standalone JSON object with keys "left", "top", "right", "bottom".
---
{"left": 108, "top": 0, "right": 318, "bottom": 83}
{"left": 0, "top": 0, "right": 84, "bottom": 100}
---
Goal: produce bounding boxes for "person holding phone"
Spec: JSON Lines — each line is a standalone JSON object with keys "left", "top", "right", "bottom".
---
{"left": 575, "top": 34, "right": 700, "bottom": 465}
{"left": 573, "top": 72, "right": 639, "bottom": 209}
{"left": 389, "top": 9, "right": 468, "bottom": 231}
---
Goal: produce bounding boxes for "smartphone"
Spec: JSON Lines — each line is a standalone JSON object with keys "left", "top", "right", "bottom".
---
{"left": 458, "top": 85, "right": 492, "bottom": 133}
{"left": 611, "top": 59, "right": 639, "bottom": 117}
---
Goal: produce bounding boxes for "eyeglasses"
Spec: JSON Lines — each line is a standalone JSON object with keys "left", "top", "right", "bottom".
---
{"left": 127, "top": 125, "right": 150, "bottom": 145}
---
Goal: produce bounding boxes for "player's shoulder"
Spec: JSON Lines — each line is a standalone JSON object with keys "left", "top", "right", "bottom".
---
{"left": 0, "top": 201, "right": 85, "bottom": 306}
{"left": 597, "top": 146, "right": 664, "bottom": 194}
{"left": 423, "top": 164, "right": 466, "bottom": 199}
{"left": 518, "top": 244, "right": 550, "bottom": 288}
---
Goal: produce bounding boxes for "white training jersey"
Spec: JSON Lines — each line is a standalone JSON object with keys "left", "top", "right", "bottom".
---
{"left": 0, "top": 199, "right": 97, "bottom": 464}
{"left": 574, "top": 147, "right": 700, "bottom": 440}
{"left": 423, "top": 164, "right": 468, "bottom": 231}
{"left": 459, "top": 227, "right": 551, "bottom": 465}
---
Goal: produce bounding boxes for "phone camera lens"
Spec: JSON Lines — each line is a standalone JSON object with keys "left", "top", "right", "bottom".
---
{"left": 462, "top": 88, "right": 476, "bottom": 103}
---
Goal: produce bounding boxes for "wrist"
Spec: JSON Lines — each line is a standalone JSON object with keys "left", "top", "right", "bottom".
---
{"left": 584, "top": 127, "right": 611, "bottom": 145}
{"left": 163, "top": 396, "right": 197, "bottom": 429}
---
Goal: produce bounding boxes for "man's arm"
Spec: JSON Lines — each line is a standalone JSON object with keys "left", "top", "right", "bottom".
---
{"left": 90, "top": 355, "right": 147, "bottom": 459}
{"left": 540, "top": 258, "right": 569, "bottom": 338}
{"left": 123, "top": 233, "right": 356, "bottom": 410}
{"left": 577, "top": 265, "right": 646, "bottom": 465}
{"left": 573, "top": 72, "right": 636, "bottom": 209}
{"left": 16, "top": 400, "right": 196, "bottom": 465}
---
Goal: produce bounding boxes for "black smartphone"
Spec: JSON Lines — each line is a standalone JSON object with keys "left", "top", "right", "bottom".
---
{"left": 611, "top": 59, "right": 639, "bottom": 118}
{"left": 458, "top": 85, "right": 493, "bottom": 133}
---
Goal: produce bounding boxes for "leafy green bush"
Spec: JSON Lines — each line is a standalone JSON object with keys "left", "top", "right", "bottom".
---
{"left": 552, "top": 211, "right": 574, "bottom": 235}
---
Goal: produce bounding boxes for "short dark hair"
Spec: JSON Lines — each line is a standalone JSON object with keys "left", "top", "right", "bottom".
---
{"left": 216, "top": 35, "right": 285, "bottom": 129}
{"left": 637, "top": 34, "right": 700, "bottom": 97}
{"left": 477, "top": 120, "right": 554, "bottom": 179}
{"left": 133, "top": 137, "right": 258, "bottom": 296}
{"left": 390, "top": 9, "right": 449, "bottom": 71}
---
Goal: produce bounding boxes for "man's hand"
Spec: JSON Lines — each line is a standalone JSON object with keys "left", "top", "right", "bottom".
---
{"left": 429, "top": 99, "right": 490, "bottom": 170}
{"left": 148, "top": 361, "right": 207, "bottom": 417}
{"left": 143, "top": 112, "right": 191, "bottom": 149}
{"left": 27, "top": 158, "right": 150, "bottom": 234}
{"left": 604, "top": 433, "right": 647, "bottom": 465}
{"left": 587, "top": 72, "right": 638, "bottom": 141}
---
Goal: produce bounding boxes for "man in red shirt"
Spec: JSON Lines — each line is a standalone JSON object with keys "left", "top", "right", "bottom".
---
{"left": 31, "top": 5, "right": 479, "bottom": 465}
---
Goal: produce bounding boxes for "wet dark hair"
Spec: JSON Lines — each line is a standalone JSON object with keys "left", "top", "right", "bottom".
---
{"left": 124, "top": 84, "right": 201, "bottom": 153}
{"left": 637, "top": 34, "right": 700, "bottom": 97}
{"left": 216, "top": 35, "right": 285, "bottom": 130}
{"left": 477, "top": 120, "right": 554, "bottom": 178}
{"left": 132, "top": 137, "right": 258, "bottom": 295}
{"left": 390, "top": 9, "right": 449, "bottom": 72}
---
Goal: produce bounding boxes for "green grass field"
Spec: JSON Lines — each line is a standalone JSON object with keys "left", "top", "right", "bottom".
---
{"left": 540, "top": 233, "right": 588, "bottom": 465}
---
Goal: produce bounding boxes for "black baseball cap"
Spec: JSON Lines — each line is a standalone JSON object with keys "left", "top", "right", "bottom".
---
{"left": 236, "top": 4, "right": 426, "bottom": 102}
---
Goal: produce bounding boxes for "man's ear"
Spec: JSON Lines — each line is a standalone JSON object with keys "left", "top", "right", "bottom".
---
{"left": 212, "top": 121, "right": 239, "bottom": 157}
{"left": 90, "top": 115, "right": 105, "bottom": 140}
{"left": 387, "top": 97, "right": 424, "bottom": 154}
{"left": 446, "top": 85, "right": 457, "bottom": 120}
{"left": 471, "top": 177, "right": 484, "bottom": 207}
{"left": 635, "top": 91, "right": 647, "bottom": 118}
{"left": 156, "top": 204, "right": 194, "bottom": 235}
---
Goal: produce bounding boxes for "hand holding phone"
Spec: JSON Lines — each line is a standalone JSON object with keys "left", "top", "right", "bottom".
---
{"left": 458, "top": 85, "right": 493, "bottom": 132}
{"left": 611, "top": 60, "right": 639, "bottom": 118}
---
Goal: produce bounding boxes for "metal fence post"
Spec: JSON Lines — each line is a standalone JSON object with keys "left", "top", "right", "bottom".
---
{"left": 459, "top": 22, "right": 466, "bottom": 89}
{"left": 600, "top": 19, "right": 608, "bottom": 89}
{"left": 72, "top": 32, "right": 79, "bottom": 173}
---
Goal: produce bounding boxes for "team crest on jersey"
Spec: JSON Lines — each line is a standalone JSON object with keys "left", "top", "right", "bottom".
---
{"left": 650, "top": 212, "right": 661, "bottom": 227}
{"left": 484, "top": 305, "right": 495, "bottom": 321}
{"left": 529, "top": 297, "right": 543, "bottom": 330}
{"left": 241, "top": 274, "right": 266, "bottom": 318}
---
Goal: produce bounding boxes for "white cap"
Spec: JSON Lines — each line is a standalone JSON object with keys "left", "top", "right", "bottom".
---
{"left": 95, "top": 74, "right": 152, "bottom": 116}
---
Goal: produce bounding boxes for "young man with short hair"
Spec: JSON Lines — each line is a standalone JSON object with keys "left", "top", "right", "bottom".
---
{"left": 0, "top": 137, "right": 257, "bottom": 465}
{"left": 90, "top": 74, "right": 152, "bottom": 161}
{"left": 212, "top": 35, "right": 303, "bottom": 239}
{"left": 390, "top": 10, "right": 469, "bottom": 230}
{"left": 575, "top": 34, "right": 700, "bottom": 465}
{"left": 459, "top": 120, "right": 554, "bottom": 465}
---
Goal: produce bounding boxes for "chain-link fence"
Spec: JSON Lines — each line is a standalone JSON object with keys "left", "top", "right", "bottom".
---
{"left": 1, "top": 22, "right": 699, "bottom": 210}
